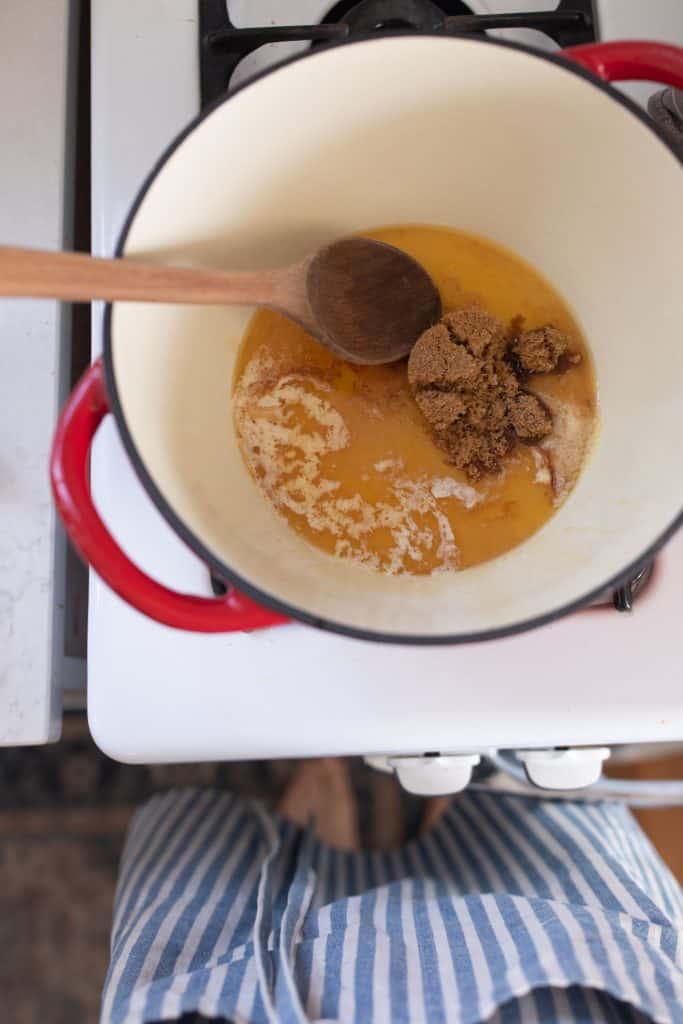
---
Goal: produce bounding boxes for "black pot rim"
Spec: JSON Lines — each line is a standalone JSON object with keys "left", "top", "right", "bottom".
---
{"left": 102, "top": 31, "right": 683, "bottom": 646}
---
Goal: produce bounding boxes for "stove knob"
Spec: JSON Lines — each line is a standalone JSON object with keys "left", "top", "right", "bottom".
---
{"left": 389, "top": 754, "right": 482, "bottom": 796}
{"left": 516, "top": 747, "right": 610, "bottom": 790}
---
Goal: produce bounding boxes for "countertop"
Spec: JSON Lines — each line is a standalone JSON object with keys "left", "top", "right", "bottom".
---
{"left": 0, "top": 1, "right": 77, "bottom": 743}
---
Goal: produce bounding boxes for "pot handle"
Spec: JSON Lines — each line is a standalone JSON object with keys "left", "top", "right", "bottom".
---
{"left": 562, "top": 40, "right": 683, "bottom": 90}
{"left": 50, "top": 358, "right": 289, "bottom": 633}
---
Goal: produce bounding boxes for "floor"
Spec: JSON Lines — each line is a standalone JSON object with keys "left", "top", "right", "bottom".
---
{"left": 1, "top": 722, "right": 681, "bottom": 1023}
{"left": 609, "top": 754, "right": 683, "bottom": 884}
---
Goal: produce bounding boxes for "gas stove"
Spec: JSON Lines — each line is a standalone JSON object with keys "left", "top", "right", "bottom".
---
{"left": 88, "top": 1, "right": 683, "bottom": 783}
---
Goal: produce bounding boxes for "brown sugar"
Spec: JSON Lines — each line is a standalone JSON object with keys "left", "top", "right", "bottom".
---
{"left": 513, "top": 324, "right": 579, "bottom": 374}
{"left": 509, "top": 392, "right": 553, "bottom": 441}
{"left": 408, "top": 307, "right": 578, "bottom": 480}
{"left": 407, "top": 322, "right": 479, "bottom": 389}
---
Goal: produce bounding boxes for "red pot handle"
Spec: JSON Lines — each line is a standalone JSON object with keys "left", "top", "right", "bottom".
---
{"left": 50, "top": 358, "right": 288, "bottom": 633}
{"left": 562, "top": 40, "right": 683, "bottom": 90}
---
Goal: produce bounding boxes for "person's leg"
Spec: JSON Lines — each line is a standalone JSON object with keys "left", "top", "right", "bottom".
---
{"left": 277, "top": 757, "right": 360, "bottom": 850}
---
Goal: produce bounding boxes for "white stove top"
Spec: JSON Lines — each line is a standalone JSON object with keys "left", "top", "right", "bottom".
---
{"left": 89, "top": 0, "right": 683, "bottom": 766}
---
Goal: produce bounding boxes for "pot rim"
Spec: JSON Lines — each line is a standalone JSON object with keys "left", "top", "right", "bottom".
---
{"left": 102, "top": 31, "right": 683, "bottom": 645}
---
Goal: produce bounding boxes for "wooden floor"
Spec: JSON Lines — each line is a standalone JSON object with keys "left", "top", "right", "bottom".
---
{"left": 607, "top": 754, "right": 683, "bottom": 883}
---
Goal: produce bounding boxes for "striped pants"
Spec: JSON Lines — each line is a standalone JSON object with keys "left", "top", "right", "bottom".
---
{"left": 101, "top": 788, "right": 683, "bottom": 1023}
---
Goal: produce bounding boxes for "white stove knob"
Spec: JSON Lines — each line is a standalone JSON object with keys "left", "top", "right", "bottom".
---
{"left": 516, "top": 747, "right": 610, "bottom": 791}
{"left": 389, "top": 754, "right": 481, "bottom": 796}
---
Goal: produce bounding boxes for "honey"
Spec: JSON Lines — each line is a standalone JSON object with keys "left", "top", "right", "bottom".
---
{"left": 233, "top": 225, "right": 597, "bottom": 575}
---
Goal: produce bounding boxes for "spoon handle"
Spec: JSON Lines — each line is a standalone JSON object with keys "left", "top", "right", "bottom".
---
{"left": 0, "top": 245, "right": 289, "bottom": 307}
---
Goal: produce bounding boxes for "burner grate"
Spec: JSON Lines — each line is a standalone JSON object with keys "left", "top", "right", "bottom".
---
{"left": 199, "top": 0, "right": 595, "bottom": 105}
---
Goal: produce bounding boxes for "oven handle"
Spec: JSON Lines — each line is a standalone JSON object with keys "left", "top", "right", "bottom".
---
{"left": 50, "top": 358, "right": 288, "bottom": 633}
{"left": 562, "top": 40, "right": 683, "bottom": 90}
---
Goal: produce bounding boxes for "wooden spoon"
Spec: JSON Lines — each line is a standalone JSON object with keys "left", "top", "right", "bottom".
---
{"left": 0, "top": 238, "right": 441, "bottom": 364}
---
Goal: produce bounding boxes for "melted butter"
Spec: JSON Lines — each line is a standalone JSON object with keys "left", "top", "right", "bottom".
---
{"left": 233, "top": 225, "right": 597, "bottom": 575}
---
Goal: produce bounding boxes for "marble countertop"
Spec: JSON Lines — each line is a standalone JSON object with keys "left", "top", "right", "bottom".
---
{"left": 0, "top": 1, "right": 76, "bottom": 744}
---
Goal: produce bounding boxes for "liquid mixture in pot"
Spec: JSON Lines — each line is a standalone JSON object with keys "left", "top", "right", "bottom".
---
{"left": 233, "top": 225, "right": 597, "bottom": 575}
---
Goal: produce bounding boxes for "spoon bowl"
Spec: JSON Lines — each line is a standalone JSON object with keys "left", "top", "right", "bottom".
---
{"left": 304, "top": 237, "right": 442, "bottom": 363}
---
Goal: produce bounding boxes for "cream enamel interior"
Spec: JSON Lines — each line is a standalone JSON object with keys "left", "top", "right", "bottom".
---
{"left": 110, "top": 36, "right": 683, "bottom": 638}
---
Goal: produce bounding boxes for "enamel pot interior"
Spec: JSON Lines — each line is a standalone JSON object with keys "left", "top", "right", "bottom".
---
{"left": 105, "top": 35, "right": 683, "bottom": 642}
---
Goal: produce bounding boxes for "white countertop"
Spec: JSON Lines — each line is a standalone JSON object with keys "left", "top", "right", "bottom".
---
{"left": 0, "top": 1, "right": 76, "bottom": 744}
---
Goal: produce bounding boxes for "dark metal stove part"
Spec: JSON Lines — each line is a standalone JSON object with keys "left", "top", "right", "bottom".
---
{"left": 199, "top": 0, "right": 595, "bottom": 105}
{"left": 649, "top": 88, "right": 683, "bottom": 158}
{"left": 612, "top": 563, "right": 654, "bottom": 613}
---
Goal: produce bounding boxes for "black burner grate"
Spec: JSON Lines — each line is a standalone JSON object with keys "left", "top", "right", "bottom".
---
{"left": 198, "top": 0, "right": 595, "bottom": 105}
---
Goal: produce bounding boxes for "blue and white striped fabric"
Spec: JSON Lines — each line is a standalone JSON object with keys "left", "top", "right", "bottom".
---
{"left": 101, "top": 788, "right": 683, "bottom": 1023}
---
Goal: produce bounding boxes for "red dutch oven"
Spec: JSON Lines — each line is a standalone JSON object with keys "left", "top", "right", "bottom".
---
{"left": 51, "top": 37, "right": 683, "bottom": 643}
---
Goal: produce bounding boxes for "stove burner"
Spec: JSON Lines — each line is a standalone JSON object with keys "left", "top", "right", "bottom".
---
{"left": 322, "top": 0, "right": 472, "bottom": 35}
{"left": 199, "top": 1, "right": 595, "bottom": 105}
